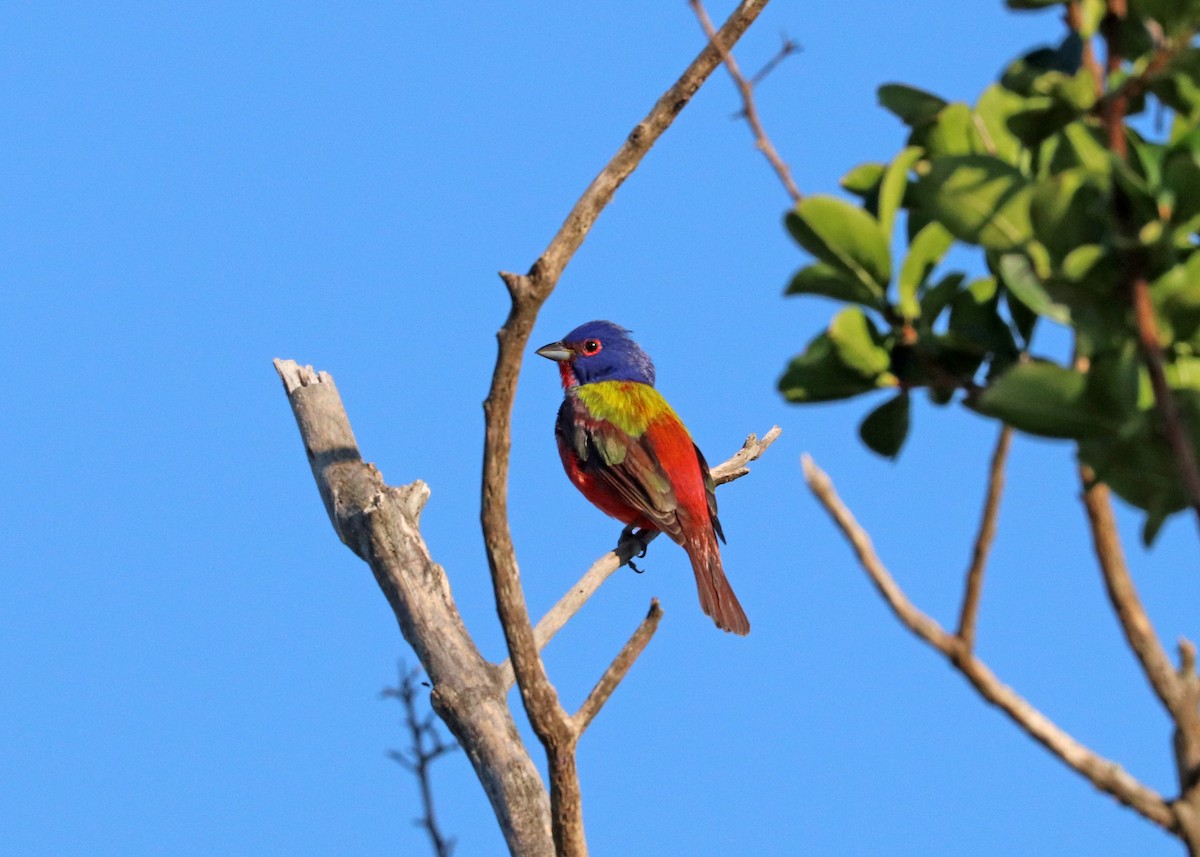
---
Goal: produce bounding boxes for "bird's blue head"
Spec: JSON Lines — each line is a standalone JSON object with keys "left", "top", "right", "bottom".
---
{"left": 535, "top": 320, "right": 656, "bottom": 388}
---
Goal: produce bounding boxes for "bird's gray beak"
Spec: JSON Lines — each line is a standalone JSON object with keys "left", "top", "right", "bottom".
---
{"left": 535, "top": 341, "right": 571, "bottom": 362}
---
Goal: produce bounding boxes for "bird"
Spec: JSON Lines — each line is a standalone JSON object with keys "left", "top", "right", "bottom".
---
{"left": 535, "top": 320, "right": 749, "bottom": 635}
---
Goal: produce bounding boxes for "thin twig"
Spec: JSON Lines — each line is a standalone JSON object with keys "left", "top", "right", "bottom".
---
{"left": 495, "top": 427, "right": 781, "bottom": 691}
{"left": 803, "top": 454, "right": 1177, "bottom": 832}
{"left": 383, "top": 664, "right": 458, "bottom": 857}
{"left": 690, "top": 0, "right": 802, "bottom": 203}
{"left": 957, "top": 426, "right": 1013, "bottom": 650}
{"left": 573, "top": 599, "right": 664, "bottom": 734}
{"left": 274, "top": 359, "right": 554, "bottom": 855}
{"left": 480, "top": 4, "right": 773, "bottom": 854}
{"left": 749, "top": 31, "right": 801, "bottom": 87}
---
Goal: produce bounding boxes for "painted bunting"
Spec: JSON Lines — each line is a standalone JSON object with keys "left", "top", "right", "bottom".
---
{"left": 536, "top": 320, "right": 749, "bottom": 635}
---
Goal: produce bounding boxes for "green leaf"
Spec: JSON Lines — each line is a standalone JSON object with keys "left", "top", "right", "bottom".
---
{"left": 949, "top": 276, "right": 1019, "bottom": 361}
{"left": 975, "top": 361, "right": 1115, "bottom": 438}
{"left": 779, "top": 332, "right": 881, "bottom": 403}
{"left": 1162, "top": 142, "right": 1200, "bottom": 224}
{"left": 1085, "top": 343, "right": 1141, "bottom": 421}
{"left": 786, "top": 196, "right": 891, "bottom": 295}
{"left": 1165, "top": 356, "right": 1200, "bottom": 393}
{"left": 1047, "top": 121, "right": 1112, "bottom": 174}
{"left": 1001, "top": 40, "right": 1080, "bottom": 96}
{"left": 1029, "top": 167, "right": 1109, "bottom": 264}
{"left": 878, "top": 83, "right": 948, "bottom": 127}
{"left": 785, "top": 262, "right": 885, "bottom": 307}
{"left": 915, "top": 155, "right": 1034, "bottom": 250}
{"left": 1060, "top": 243, "right": 1107, "bottom": 282}
{"left": 1005, "top": 282, "right": 1040, "bottom": 345}
{"left": 1153, "top": 252, "right": 1200, "bottom": 342}
{"left": 1131, "top": 0, "right": 1200, "bottom": 36}
{"left": 1153, "top": 52, "right": 1200, "bottom": 120}
{"left": 1142, "top": 509, "right": 1169, "bottom": 547}
{"left": 1079, "top": 412, "right": 1191, "bottom": 531}
{"left": 1007, "top": 97, "right": 1081, "bottom": 147}
{"left": 924, "top": 103, "right": 985, "bottom": 157}
{"left": 858, "top": 393, "right": 911, "bottom": 459}
{"left": 997, "top": 253, "right": 1071, "bottom": 324}
{"left": 1078, "top": 0, "right": 1106, "bottom": 37}
{"left": 828, "top": 307, "right": 892, "bottom": 378}
{"left": 840, "top": 162, "right": 886, "bottom": 198}
{"left": 899, "top": 222, "right": 955, "bottom": 319}
{"left": 920, "top": 272, "right": 966, "bottom": 326}
{"left": 878, "top": 146, "right": 924, "bottom": 236}
{"left": 975, "top": 84, "right": 1026, "bottom": 164}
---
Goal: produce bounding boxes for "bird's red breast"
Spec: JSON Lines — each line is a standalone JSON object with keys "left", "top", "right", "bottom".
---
{"left": 553, "top": 380, "right": 749, "bottom": 634}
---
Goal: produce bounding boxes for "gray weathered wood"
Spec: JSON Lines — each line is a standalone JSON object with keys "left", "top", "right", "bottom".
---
{"left": 274, "top": 360, "right": 554, "bottom": 857}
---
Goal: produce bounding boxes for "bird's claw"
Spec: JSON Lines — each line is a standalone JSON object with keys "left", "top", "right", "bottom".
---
{"left": 619, "top": 526, "right": 650, "bottom": 573}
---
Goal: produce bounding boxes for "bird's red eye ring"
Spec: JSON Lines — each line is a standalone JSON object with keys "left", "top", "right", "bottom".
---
{"left": 580, "top": 338, "right": 602, "bottom": 356}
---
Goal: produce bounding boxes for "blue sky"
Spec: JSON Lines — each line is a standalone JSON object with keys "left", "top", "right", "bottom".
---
{"left": 3, "top": 2, "right": 1197, "bottom": 854}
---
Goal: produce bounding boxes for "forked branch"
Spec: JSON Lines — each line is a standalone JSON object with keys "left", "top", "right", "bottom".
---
{"left": 690, "top": 0, "right": 802, "bottom": 203}
{"left": 803, "top": 453, "right": 1178, "bottom": 833}
{"left": 480, "top": 2, "right": 773, "bottom": 854}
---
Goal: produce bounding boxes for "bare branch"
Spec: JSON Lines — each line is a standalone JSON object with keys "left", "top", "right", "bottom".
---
{"left": 274, "top": 359, "right": 554, "bottom": 857}
{"left": 1079, "top": 472, "right": 1186, "bottom": 716}
{"left": 1080, "top": 471, "right": 1200, "bottom": 811}
{"left": 803, "top": 453, "right": 1178, "bottom": 832}
{"left": 749, "top": 31, "right": 801, "bottom": 87}
{"left": 957, "top": 426, "right": 1012, "bottom": 650}
{"left": 384, "top": 664, "right": 458, "bottom": 857}
{"left": 574, "top": 599, "right": 665, "bottom": 735}
{"left": 690, "top": 0, "right": 802, "bottom": 203}
{"left": 711, "top": 426, "right": 783, "bottom": 485}
{"left": 495, "top": 427, "right": 782, "bottom": 691}
{"left": 480, "top": 4, "right": 773, "bottom": 853}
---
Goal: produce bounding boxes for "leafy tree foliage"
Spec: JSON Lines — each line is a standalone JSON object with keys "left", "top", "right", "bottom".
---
{"left": 780, "top": 0, "right": 1200, "bottom": 545}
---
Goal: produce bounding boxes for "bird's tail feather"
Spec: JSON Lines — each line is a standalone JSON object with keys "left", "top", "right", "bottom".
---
{"left": 687, "top": 534, "right": 749, "bottom": 636}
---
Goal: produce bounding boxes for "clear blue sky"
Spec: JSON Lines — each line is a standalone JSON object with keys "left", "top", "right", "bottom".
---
{"left": 3, "top": 2, "right": 1197, "bottom": 854}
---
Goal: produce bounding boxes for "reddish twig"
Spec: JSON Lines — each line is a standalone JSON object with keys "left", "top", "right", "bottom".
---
{"left": 1098, "top": 0, "right": 1200, "bottom": 530}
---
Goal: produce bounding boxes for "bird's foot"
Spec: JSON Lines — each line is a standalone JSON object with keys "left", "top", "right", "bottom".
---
{"left": 619, "top": 526, "right": 651, "bottom": 573}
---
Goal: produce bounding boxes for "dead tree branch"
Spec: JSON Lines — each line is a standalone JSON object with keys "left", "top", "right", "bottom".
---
{"left": 690, "top": 0, "right": 802, "bottom": 203}
{"left": 802, "top": 453, "right": 1179, "bottom": 833}
{"left": 383, "top": 663, "right": 458, "bottom": 857}
{"left": 274, "top": 360, "right": 553, "bottom": 856}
